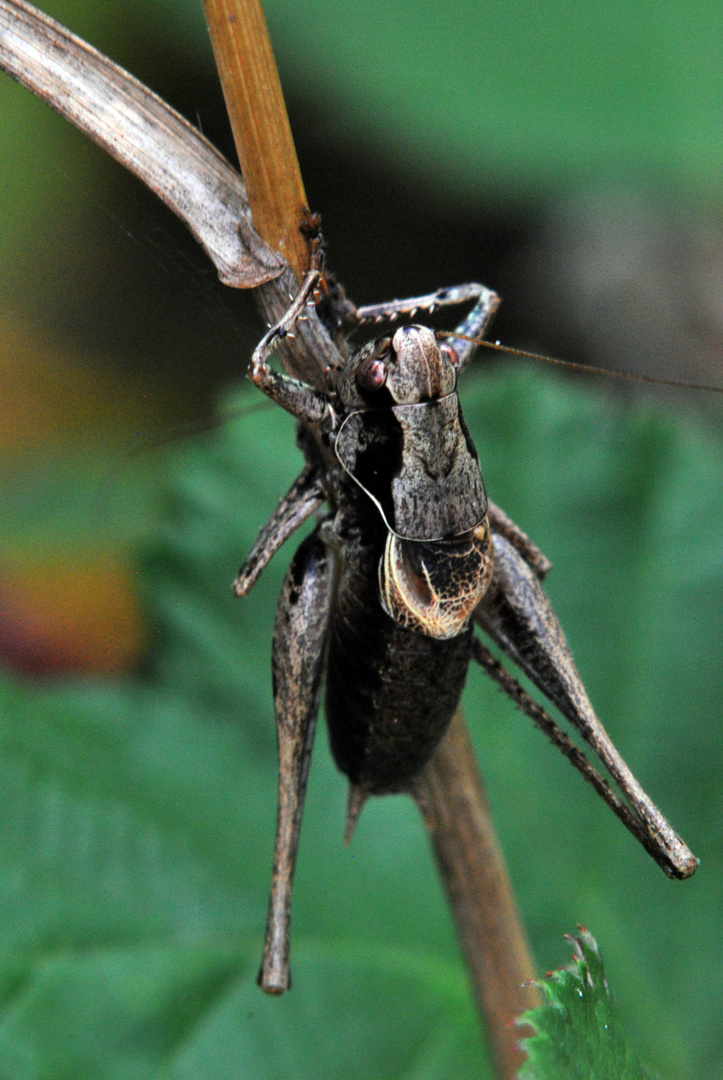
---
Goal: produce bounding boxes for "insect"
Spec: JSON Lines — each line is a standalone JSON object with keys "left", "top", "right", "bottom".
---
{"left": 234, "top": 266, "right": 699, "bottom": 995}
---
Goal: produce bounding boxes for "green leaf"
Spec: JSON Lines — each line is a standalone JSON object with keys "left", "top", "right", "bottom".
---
{"left": 518, "top": 928, "right": 656, "bottom": 1080}
{"left": 263, "top": 0, "right": 723, "bottom": 199}
{"left": 11, "top": 1, "right": 723, "bottom": 203}
{"left": 0, "top": 942, "right": 481, "bottom": 1080}
{"left": 0, "top": 367, "right": 720, "bottom": 1077}
{"left": 0, "top": 653, "right": 488, "bottom": 1079}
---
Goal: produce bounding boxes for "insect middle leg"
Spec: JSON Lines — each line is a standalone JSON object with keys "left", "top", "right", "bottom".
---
{"left": 258, "top": 529, "right": 335, "bottom": 993}
{"left": 486, "top": 500, "right": 552, "bottom": 579}
{"left": 233, "top": 463, "right": 326, "bottom": 597}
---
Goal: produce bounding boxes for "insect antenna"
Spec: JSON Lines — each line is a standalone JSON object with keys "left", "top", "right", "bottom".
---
{"left": 440, "top": 331, "right": 723, "bottom": 394}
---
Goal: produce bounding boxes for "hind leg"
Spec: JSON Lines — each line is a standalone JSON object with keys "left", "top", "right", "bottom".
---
{"left": 258, "top": 530, "right": 335, "bottom": 993}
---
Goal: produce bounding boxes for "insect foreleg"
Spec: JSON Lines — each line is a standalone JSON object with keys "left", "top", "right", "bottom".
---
{"left": 444, "top": 286, "right": 500, "bottom": 372}
{"left": 338, "top": 280, "right": 500, "bottom": 372}
{"left": 258, "top": 530, "right": 335, "bottom": 994}
{"left": 343, "top": 281, "right": 498, "bottom": 338}
{"left": 250, "top": 270, "right": 335, "bottom": 424}
{"left": 348, "top": 282, "right": 488, "bottom": 322}
{"left": 233, "top": 464, "right": 326, "bottom": 597}
{"left": 475, "top": 530, "right": 698, "bottom": 879}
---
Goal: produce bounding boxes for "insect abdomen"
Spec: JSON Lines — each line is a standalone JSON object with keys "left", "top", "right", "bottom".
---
{"left": 325, "top": 529, "right": 471, "bottom": 795}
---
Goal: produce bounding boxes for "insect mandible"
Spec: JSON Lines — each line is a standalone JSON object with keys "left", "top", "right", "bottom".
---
{"left": 234, "top": 267, "right": 698, "bottom": 995}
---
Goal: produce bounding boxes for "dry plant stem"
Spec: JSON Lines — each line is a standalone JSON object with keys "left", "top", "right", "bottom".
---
{"left": 203, "top": 0, "right": 310, "bottom": 278}
{"left": 200, "top": 1, "right": 346, "bottom": 388}
{"left": 0, "top": 0, "right": 339, "bottom": 388}
{"left": 213, "top": 5, "right": 541, "bottom": 1054}
{"left": 0, "top": 0, "right": 283, "bottom": 287}
{"left": 415, "top": 711, "right": 540, "bottom": 1080}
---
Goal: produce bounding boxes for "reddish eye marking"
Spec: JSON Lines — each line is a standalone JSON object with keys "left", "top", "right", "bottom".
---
{"left": 439, "top": 343, "right": 459, "bottom": 366}
{"left": 357, "top": 358, "right": 387, "bottom": 392}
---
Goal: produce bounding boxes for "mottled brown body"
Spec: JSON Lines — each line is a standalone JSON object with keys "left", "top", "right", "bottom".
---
{"left": 237, "top": 269, "right": 697, "bottom": 996}
{"left": 324, "top": 485, "right": 472, "bottom": 795}
{"left": 335, "top": 395, "right": 486, "bottom": 539}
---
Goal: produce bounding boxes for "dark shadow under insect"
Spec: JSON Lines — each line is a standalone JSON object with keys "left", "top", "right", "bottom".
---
{"left": 234, "top": 269, "right": 698, "bottom": 994}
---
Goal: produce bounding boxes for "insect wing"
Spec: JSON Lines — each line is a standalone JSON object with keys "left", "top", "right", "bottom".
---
{"left": 335, "top": 395, "right": 487, "bottom": 540}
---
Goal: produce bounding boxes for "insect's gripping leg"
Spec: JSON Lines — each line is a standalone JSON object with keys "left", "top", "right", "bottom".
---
{"left": 474, "top": 530, "right": 698, "bottom": 880}
{"left": 250, "top": 270, "right": 333, "bottom": 424}
{"left": 233, "top": 464, "right": 325, "bottom": 597}
{"left": 444, "top": 285, "right": 501, "bottom": 373}
{"left": 349, "top": 282, "right": 499, "bottom": 332}
{"left": 258, "top": 530, "right": 335, "bottom": 994}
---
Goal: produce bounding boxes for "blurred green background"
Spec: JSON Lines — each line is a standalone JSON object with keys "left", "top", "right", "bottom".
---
{"left": 0, "top": 1, "right": 721, "bottom": 1077}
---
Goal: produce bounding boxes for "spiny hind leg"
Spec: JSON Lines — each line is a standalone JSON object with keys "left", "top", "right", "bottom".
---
{"left": 475, "top": 529, "right": 697, "bottom": 880}
{"left": 258, "top": 529, "right": 335, "bottom": 994}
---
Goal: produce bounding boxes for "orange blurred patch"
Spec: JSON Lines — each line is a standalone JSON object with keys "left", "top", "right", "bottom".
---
{"left": 0, "top": 316, "right": 166, "bottom": 450}
{"left": 0, "top": 555, "right": 146, "bottom": 675}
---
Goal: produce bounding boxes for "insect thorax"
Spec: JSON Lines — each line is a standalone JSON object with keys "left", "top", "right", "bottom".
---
{"left": 332, "top": 325, "right": 494, "bottom": 640}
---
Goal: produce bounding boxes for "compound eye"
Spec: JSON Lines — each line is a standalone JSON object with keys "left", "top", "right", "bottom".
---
{"left": 356, "top": 357, "right": 388, "bottom": 393}
{"left": 439, "top": 342, "right": 459, "bottom": 366}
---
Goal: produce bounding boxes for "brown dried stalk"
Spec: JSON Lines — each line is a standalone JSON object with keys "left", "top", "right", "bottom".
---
{"left": 198, "top": 0, "right": 540, "bottom": 1054}
{"left": 203, "top": 0, "right": 310, "bottom": 279}
{"left": 0, "top": 0, "right": 284, "bottom": 287}
{"left": 415, "top": 712, "right": 539, "bottom": 1079}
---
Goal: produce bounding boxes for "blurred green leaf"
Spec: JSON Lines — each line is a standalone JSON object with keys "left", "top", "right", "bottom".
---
{"left": 263, "top": 0, "right": 723, "bottom": 199}
{"left": 0, "top": 941, "right": 480, "bottom": 1080}
{"left": 0, "top": 368, "right": 720, "bottom": 1076}
{"left": 7, "top": 1, "right": 722, "bottom": 205}
{"left": 519, "top": 928, "right": 655, "bottom": 1080}
{"left": 0, "top": 3, "right": 721, "bottom": 1075}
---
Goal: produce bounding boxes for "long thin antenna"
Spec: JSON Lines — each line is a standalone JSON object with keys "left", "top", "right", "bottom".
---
{"left": 441, "top": 332, "right": 723, "bottom": 394}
